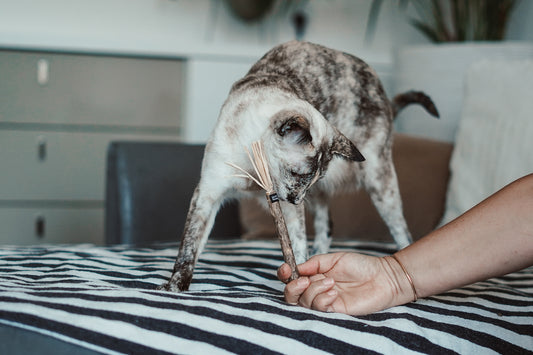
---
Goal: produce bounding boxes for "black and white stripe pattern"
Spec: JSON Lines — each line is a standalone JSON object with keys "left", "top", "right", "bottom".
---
{"left": 1, "top": 240, "right": 532, "bottom": 354}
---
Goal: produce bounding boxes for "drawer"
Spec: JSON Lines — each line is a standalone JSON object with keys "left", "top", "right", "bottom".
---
{"left": 0, "top": 207, "right": 104, "bottom": 245}
{"left": 0, "top": 50, "right": 183, "bottom": 128}
{"left": 0, "top": 130, "right": 180, "bottom": 200}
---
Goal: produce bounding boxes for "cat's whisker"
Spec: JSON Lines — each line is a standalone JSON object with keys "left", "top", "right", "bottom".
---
{"left": 230, "top": 174, "right": 266, "bottom": 188}
{"left": 308, "top": 169, "right": 321, "bottom": 188}
{"left": 225, "top": 161, "right": 266, "bottom": 190}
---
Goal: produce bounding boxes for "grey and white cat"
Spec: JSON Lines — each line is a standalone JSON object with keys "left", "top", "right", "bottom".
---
{"left": 159, "top": 41, "right": 438, "bottom": 292}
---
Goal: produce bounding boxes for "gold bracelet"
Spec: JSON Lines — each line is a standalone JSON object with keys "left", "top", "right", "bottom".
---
{"left": 391, "top": 255, "right": 418, "bottom": 302}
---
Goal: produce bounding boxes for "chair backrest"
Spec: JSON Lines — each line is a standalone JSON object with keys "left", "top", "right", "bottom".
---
{"left": 105, "top": 141, "right": 241, "bottom": 245}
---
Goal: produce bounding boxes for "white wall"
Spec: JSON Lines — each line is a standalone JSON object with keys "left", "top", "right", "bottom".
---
{"left": 0, "top": 0, "right": 409, "bottom": 61}
{"left": 1, "top": 0, "right": 532, "bottom": 142}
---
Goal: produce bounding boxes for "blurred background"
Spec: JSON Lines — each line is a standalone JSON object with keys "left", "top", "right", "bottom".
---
{"left": 1, "top": 0, "right": 532, "bottom": 245}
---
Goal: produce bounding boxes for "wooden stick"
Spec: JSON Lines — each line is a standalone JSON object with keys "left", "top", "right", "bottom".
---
{"left": 227, "top": 141, "right": 299, "bottom": 282}
{"left": 265, "top": 191, "right": 299, "bottom": 282}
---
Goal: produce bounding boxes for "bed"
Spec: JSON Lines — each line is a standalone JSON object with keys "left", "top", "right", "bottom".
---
{"left": 1, "top": 239, "right": 532, "bottom": 354}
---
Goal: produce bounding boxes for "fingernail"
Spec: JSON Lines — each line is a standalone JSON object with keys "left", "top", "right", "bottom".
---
{"left": 327, "top": 289, "right": 337, "bottom": 297}
{"left": 323, "top": 277, "right": 334, "bottom": 286}
{"left": 297, "top": 277, "right": 309, "bottom": 287}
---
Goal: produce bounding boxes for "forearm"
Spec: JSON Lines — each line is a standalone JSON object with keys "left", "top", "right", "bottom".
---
{"left": 394, "top": 174, "right": 533, "bottom": 300}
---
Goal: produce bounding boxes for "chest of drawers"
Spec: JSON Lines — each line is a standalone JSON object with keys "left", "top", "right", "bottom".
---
{"left": 0, "top": 50, "right": 184, "bottom": 244}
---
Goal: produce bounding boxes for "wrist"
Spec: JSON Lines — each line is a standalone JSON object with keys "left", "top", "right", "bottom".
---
{"left": 381, "top": 255, "right": 418, "bottom": 307}
{"left": 391, "top": 255, "right": 418, "bottom": 302}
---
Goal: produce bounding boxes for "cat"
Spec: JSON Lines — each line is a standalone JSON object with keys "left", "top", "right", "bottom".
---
{"left": 159, "top": 41, "right": 438, "bottom": 292}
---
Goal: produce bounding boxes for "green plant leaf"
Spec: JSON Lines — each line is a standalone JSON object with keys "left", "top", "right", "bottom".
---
{"left": 410, "top": 19, "right": 441, "bottom": 43}
{"left": 408, "top": 0, "right": 518, "bottom": 42}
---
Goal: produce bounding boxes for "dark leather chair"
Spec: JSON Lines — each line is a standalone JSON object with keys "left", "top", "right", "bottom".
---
{"left": 105, "top": 141, "right": 241, "bottom": 245}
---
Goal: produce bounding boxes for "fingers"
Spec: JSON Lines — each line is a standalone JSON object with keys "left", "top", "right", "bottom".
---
{"left": 284, "top": 273, "right": 338, "bottom": 312}
{"left": 278, "top": 253, "right": 346, "bottom": 313}
{"left": 297, "top": 276, "right": 337, "bottom": 311}
{"left": 297, "top": 253, "right": 345, "bottom": 276}
{"left": 278, "top": 253, "right": 345, "bottom": 283}
{"left": 284, "top": 277, "right": 310, "bottom": 305}
{"left": 277, "top": 263, "right": 292, "bottom": 283}
{"left": 311, "top": 288, "right": 338, "bottom": 313}
{"left": 284, "top": 274, "right": 326, "bottom": 305}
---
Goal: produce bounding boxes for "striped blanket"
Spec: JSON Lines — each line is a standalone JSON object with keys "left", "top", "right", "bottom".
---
{"left": 1, "top": 240, "right": 532, "bottom": 354}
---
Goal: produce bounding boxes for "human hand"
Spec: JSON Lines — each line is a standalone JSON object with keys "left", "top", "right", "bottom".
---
{"left": 278, "top": 252, "right": 412, "bottom": 316}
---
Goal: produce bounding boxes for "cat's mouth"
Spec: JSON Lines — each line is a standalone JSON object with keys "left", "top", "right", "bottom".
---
{"left": 285, "top": 170, "right": 321, "bottom": 204}
{"left": 286, "top": 192, "right": 305, "bottom": 205}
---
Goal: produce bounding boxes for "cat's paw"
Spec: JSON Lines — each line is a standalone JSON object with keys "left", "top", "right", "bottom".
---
{"left": 156, "top": 282, "right": 173, "bottom": 291}
{"left": 156, "top": 280, "right": 188, "bottom": 292}
{"left": 156, "top": 272, "right": 191, "bottom": 292}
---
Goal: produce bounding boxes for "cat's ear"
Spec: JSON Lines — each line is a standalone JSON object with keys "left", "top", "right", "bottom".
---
{"left": 275, "top": 114, "right": 312, "bottom": 145}
{"left": 331, "top": 132, "right": 365, "bottom": 162}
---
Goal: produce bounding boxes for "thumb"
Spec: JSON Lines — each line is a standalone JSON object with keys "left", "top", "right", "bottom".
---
{"left": 297, "top": 253, "right": 344, "bottom": 276}
{"left": 277, "top": 263, "right": 297, "bottom": 283}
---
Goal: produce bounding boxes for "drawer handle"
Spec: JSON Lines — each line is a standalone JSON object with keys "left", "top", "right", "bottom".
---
{"left": 37, "top": 136, "right": 47, "bottom": 161}
{"left": 37, "top": 59, "right": 49, "bottom": 86}
{"left": 35, "top": 215, "right": 45, "bottom": 238}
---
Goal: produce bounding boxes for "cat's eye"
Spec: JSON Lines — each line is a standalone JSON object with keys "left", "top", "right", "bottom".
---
{"left": 290, "top": 170, "right": 313, "bottom": 179}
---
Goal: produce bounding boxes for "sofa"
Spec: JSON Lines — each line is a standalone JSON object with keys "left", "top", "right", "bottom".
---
{"left": 102, "top": 132, "right": 454, "bottom": 246}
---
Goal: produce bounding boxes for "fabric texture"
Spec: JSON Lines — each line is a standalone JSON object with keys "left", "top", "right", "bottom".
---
{"left": 1, "top": 240, "right": 532, "bottom": 354}
{"left": 441, "top": 60, "right": 533, "bottom": 224}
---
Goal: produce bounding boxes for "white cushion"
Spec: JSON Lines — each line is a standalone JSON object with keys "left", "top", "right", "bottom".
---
{"left": 441, "top": 60, "right": 533, "bottom": 224}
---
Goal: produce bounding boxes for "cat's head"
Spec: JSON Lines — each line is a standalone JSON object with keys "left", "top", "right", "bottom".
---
{"left": 262, "top": 107, "right": 364, "bottom": 204}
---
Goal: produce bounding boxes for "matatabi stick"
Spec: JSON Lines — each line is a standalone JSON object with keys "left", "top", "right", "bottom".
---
{"left": 266, "top": 192, "right": 299, "bottom": 282}
{"left": 227, "top": 140, "right": 300, "bottom": 282}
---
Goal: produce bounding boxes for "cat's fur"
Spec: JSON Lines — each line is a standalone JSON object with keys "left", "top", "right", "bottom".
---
{"left": 159, "top": 41, "right": 438, "bottom": 292}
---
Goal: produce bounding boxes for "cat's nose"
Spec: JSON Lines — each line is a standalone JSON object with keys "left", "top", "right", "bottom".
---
{"left": 286, "top": 193, "right": 297, "bottom": 204}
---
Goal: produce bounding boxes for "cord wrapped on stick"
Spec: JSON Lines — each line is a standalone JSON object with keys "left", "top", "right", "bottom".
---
{"left": 227, "top": 141, "right": 300, "bottom": 282}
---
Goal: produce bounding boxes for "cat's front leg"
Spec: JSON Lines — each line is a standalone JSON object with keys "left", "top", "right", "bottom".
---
{"left": 281, "top": 201, "right": 308, "bottom": 265}
{"left": 158, "top": 186, "right": 220, "bottom": 292}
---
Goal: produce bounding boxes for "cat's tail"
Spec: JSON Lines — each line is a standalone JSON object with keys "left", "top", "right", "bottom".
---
{"left": 391, "top": 91, "right": 440, "bottom": 119}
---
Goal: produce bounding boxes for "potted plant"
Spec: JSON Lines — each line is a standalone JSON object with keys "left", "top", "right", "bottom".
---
{"left": 408, "top": 0, "right": 517, "bottom": 42}
{"left": 388, "top": 0, "right": 533, "bottom": 142}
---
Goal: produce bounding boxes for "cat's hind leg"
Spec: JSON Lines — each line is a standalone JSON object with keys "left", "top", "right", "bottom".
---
{"left": 307, "top": 195, "right": 333, "bottom": 256}
{"left": 363, "top": 151, "right": 412, "bottom": 249}
{"left": 281, "top": 202, "right": 308, "bottom": 265}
